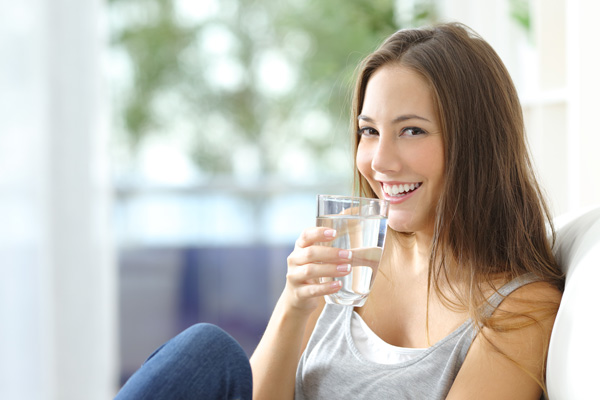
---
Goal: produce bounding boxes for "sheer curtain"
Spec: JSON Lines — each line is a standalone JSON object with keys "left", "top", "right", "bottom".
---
{"left": 0, "top": 1, "right": 117, "bottom": 399}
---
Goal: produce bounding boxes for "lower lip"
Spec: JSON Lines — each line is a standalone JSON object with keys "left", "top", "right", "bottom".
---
{"left": 381, "top": 185, "right": 421, "bottom": 204}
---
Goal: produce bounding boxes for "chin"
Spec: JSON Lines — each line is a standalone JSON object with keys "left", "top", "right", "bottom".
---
{"left": 386, "top": 219, "right": 413, "bottom": 234}
{"left": 387, "top": 214, "right": 433, "bottom": 235}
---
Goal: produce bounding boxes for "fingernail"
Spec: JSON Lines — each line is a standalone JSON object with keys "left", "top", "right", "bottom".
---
{"left": 338, "top": 250, "right": 352, "bottom": 259}
{"left": 337, "top": 264, "right": 351, "bottom": 272}
{"left": 324, "top": 229, "right": 337, "bottom": 238}
{"left": 331, "top": 281, "right": 342, "bottom": 288}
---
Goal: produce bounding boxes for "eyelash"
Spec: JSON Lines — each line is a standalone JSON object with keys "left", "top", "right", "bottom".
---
{"left": 357, "top": 126, "right": 426, "bottom": 137}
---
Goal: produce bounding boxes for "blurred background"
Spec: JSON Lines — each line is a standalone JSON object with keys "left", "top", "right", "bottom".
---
{"left": 1, "top": 0, "right": 599, "bottom": 398}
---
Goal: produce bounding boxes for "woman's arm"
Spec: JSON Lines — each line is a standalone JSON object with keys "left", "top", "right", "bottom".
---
{"left": 249, "top": 295, "right": 325, "bottom": 400}
{"left": 447, "top": 282, "right": 562, "bottom": 399}
{"left": 250, "top": 227, "right": 352, "bottom": 400}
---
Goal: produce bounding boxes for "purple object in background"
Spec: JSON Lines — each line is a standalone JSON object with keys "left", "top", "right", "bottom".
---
{"left": 118, "top": 245, "right": 291, "bottom": 386}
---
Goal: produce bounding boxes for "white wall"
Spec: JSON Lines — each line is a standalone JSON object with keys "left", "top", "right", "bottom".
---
{"left": 0, "top": 0, "right": 117, "bottom": 399}
{"left": 564, "top": 0, "right": 600, "bottom": 211}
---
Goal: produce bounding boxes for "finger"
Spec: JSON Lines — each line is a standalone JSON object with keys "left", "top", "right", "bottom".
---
{"left": 295, "top": 280, "right": 343, "bottom": 299}
{"left": 287, "top": 246, "right": 353, "bottom": 268}
{"left": 295, "top": 227, "right": 338, "bottom": 248}
{"left": 287, "top": 262, "right": 352, "bottom": 285}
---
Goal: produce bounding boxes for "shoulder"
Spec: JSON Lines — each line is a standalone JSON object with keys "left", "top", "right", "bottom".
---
{"left": 486, "top": 279, "right": 562, "bottom": 358}
{"left": 446, "top": 279, "right": 561, "bottom": 399}
{"left": 505, "top": 280, "right": 562, "bottom": 303}
{"left": 494, "top": 280, "right": 562, "bottom": 324}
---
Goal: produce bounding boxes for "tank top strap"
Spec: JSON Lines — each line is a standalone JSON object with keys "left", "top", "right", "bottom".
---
{"left": 481, "top": 272, "right": 542, "bottom": 318}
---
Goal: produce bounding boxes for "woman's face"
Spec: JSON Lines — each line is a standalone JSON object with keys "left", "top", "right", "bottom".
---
{"left": 356, "top": 65, "right": 444, "bottom": 234}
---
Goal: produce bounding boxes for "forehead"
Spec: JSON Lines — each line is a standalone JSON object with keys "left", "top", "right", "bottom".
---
{"left": 361, "top": 65, "right": 436, "bottom": 119}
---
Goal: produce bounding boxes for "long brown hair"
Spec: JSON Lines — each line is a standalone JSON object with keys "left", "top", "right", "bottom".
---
{"left": 351, "top": 22, "right": 564, "bottom": 391}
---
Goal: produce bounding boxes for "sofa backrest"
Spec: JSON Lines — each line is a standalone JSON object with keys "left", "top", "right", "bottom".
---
{"left": 546, "top": 206, "right": 600, "bottom": 399}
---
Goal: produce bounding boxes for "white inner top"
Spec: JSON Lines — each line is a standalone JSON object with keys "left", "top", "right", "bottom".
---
{"left": 351, "top": 310, "right": 426, "bottom": 364}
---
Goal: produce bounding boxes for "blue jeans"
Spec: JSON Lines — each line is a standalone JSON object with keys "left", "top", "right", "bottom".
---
{"left": 115, "top": 324, "right": 253, "bottom": 400}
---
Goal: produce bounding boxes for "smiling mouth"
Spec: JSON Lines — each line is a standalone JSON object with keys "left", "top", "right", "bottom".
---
{"left": 382, "top": 182, "right": 422, "bottom": 197}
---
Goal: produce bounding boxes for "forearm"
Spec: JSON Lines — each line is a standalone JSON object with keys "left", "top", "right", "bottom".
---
{"left": 251, "top": 226, "right": 348, "bottom": 399}
{"left": 250, "top": 294, "right": 310, "bottom": 400}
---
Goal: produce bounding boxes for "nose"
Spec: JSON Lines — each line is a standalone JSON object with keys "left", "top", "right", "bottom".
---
{"left": 370, "top": 134, "right": 401, "bottom": 174}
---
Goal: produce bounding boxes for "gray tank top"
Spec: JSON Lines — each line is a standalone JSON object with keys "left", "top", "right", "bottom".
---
{"left": 295, "top": 273, "right": 540, "bottom": 399}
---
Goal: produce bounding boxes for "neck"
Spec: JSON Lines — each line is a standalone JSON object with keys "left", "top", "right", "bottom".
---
{"left": 382, "top": 229, "right": 433, "bottom": 279}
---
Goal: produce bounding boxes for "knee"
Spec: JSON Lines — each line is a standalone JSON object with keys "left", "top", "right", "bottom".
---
{"left": 118, "top": 324, "right": 252, "bottom": 399}
{"left": 178, "top": 324, "right": 251, "bottom": 383}
{"left": 180, "top": 323, "right": 234, "bottom": 348}
{"left": 182, "top": 323, "right": 224, "bottom": 339}
{"left": 178, "top": 323, "right": 248, "bottom": 363}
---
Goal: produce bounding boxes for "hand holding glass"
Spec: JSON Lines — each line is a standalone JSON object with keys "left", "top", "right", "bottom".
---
{"left": 317, "top": 195, "right": 389, "bottom": 307}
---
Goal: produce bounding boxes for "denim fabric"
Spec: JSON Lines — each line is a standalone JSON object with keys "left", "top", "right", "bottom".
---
{"left": 115, "top": 323, "right": 252, "bottom": 400}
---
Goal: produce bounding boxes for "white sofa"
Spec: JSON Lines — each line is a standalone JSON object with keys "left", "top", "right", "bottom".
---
{"left": 546, "top": 205, "right": 600, "bottom": 399}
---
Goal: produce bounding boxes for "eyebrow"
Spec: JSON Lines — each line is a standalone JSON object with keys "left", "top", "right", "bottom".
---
{"left": 357, "top": 114, "right": 431, "bottom": 123}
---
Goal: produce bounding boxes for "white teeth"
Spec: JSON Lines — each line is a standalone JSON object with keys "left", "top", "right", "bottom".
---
{"left": 383, "top": 182, "right": 421, "bottom": 196}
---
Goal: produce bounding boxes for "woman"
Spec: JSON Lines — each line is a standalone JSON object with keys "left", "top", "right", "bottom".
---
{"left": 116, "top": 23, "right": 563, "bottom": 400}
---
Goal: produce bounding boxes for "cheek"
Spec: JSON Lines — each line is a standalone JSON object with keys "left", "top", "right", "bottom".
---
{"left": 356, "top": 143, "right": 373, "bottom": 177}
{"left": 412, "top": 138, "right": 444, "bottom": 176}
{"left": 426, "top": 145, "right": 445, "bottom": 184}
{"left": 418, "top": 143, "right": 445, "bottom": 196}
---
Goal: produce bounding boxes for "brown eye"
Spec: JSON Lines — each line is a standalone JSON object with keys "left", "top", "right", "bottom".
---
{"left": 401, "top": 127, "right": 426, "bottom": 137}
{"left": 358, "top": 127, "right": 379, "bottom": 137}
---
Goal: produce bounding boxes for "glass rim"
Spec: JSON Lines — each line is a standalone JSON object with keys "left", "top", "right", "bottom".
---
{"left": 316, "top": 194, "right": 389, "bottom": 204}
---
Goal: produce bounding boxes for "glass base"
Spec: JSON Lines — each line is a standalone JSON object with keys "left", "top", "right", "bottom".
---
{"left": 325, "top": 293, "right": 368, "bottom": 307}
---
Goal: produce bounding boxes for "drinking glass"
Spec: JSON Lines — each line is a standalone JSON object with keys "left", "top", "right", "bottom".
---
{"left": 316, "top": 195, "right": 389, "bottom": 307}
